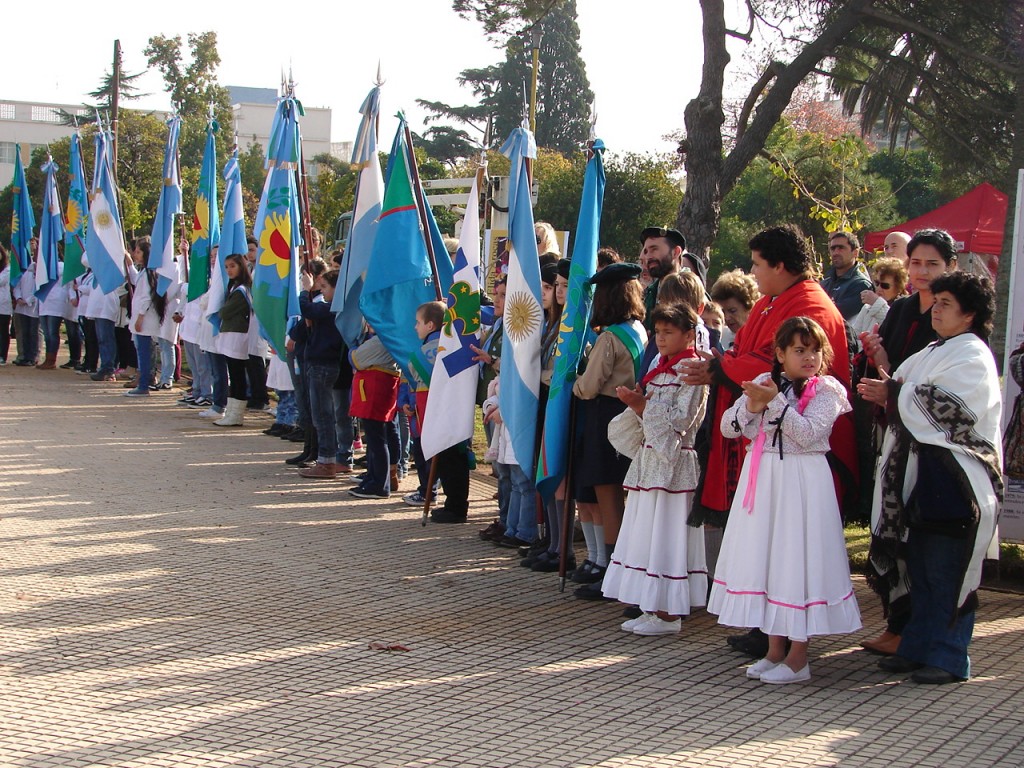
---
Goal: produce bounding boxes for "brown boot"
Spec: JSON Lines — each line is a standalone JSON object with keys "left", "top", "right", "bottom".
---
{"left": 36, "top": 354, "right": 57, "bottom": 370}
{"left": 299, "top": 462, "right": 338, "bottom": 479}
{"left": 860, "top": 630, "right": 901, "bottom": 656}
{"left": 390, "top": 465, "right": 400, "bottom": 490}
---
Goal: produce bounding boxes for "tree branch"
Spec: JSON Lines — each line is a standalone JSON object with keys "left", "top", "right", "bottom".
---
{"left": 735, "top": 62, "right": 784, "bottom": 142}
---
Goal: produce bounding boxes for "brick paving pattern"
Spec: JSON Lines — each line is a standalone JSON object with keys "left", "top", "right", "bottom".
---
{"left": 1, "top": 365, "right": 1023, "bottom": 768}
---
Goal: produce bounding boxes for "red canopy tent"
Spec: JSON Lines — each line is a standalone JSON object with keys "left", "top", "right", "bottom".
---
{"left": 864, "top": 183, "right": 1008, "bottom": 264}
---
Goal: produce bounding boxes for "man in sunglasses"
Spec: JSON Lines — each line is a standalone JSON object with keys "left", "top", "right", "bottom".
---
{"left": 821, "top": 231, "right": 873, "bottom": 320}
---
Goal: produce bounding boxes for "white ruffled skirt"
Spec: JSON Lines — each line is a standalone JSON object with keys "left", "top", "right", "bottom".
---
{"left": 707, "top": 452, "right": 861, "bottom": 641}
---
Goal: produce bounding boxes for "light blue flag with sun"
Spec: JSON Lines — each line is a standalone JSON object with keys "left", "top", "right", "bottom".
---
{"left": 86, "top": 129, "right": 128, "bottom": 295}
{"left": 35, "top": 156, "right": 64, "bottom": 301}
{"left": 333, "top": 83, "right": 384, "bottom": 347}
{"left": 497, "top": 125, "right": 543, "bottom": 475}
{"left": 9, "top": 146, "right": 36, "bottom": 286}
{"left": 536, "top": 139, "right": 606, "bottom": 497}
{"left": 188, "top": 120, "right": 220, "bottom": 302}
{"left": 62, "top": 132, "right": 88, "bottom": 285}
{"left": 251, "top": 97, "right": 303, "bottom": 360}
{"left": 149, "top": 115, "right": 183, "bottom": 295}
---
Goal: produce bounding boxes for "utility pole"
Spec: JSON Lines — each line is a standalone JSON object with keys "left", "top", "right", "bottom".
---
{"left": 111, "top": 39, "right": 121, "bottom": 185}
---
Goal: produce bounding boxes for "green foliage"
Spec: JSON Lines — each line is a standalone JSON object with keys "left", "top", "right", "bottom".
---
{"left": 453, "top": 0, "right": 562, "bottom": 39}
{"left": 421, "top": 0, "right": 593, "bottom": 155}
{"left": 308, "top": 153, "right": 355, "bottom": 238}
{"left": 714, "top": 122, "right": 898, "bottom": 271}
{"left": 865, "top": 149, "right": 949, "bottom": 220}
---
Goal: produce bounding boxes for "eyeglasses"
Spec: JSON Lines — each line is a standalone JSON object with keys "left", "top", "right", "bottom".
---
{"left": 873, "top": 280, "right": 891, "bottom": 290}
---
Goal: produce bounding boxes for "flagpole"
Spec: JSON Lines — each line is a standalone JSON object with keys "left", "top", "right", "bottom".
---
{"left": 401, "top": 121, "right": 443, "bottom": 302}
{"left": 297, "top": 149, "right": 314, "bottom": 267}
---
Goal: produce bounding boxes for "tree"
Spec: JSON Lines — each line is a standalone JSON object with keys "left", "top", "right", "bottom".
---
{"left": 865, "top": 148, "right": 946, "bottom": 221}
{"left": 144, "top": 32, "right": 234, "bottom": 166}
{"left": 423, "top": 0, "right": 593, "bottom": 154}
{"left": 57, "top": 67, "right": 148, "bottom": 126}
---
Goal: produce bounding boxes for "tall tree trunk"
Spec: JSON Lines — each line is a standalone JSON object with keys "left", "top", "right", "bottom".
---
{"left": 676, "top": 0, "right": 878, "bottom": 262}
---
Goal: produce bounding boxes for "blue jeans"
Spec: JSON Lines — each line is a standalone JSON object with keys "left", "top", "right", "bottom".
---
{"left": 184, "top": 341, "right": 213, "bottom": 399}
{"left": 361, "top": 418, "right": 391, "bottom": 494}
{"left": 307, "top": 362, "right": 340, "bottom": 464}
{"left": 287, "top": 348, "right": 310, "bottom": 429}
{"left": 209, "top": 352, "right": 228, "bottom": 412}
{"left": 40, "top": 315, "right": 63, "bottom": 356}
{"left": 333, "top": 386, "right": 354, "bottom": 466}
{"left": 65, "top": 318, "right": 82, "bottom": 363}
{"left": 157, "top": 337, "right": 175, "bottom": 386}
{"left": 133, "top": 334, "right": 153, "bottom": 392}
{"left": 897, "top": 529, "right": 976, "bottom": 679}
{"left": 493, "top": 460, "right": 511, "bottom": 526}
{"left": 275, "top": 390, "right": 298, "bottom": 426}
{"left": 94, "top": 317, "right": 117, "bottom": 374}
{"left": 504, "top": 463, "right": 538, "bottom": 542}
{"left": 398, "top": 410, "right": 411, "bottom": 471}
{"left": 15, "top": 314, "right": 40, "bottom": 363}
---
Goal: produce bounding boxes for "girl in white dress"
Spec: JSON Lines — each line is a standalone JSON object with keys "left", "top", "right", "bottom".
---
{"left": 603, "top": 304, "right": 709, "bottom": 636}
{"left": 708, "top": 316, "right": 861, "bottom": 684}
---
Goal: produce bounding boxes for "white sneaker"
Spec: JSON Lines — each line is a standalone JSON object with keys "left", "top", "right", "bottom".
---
{"left": 746, "top": 657, "right": 782, "bottom": 680}
{"left": 760, "top": 662, "right": 811, "bottom": 685}
{"left": 198, "top": 408, "right": 223, "bottom": 418}
{"left": 620, "top": 613, "right": 654, "bottom": 632}
{"left": 632, "top": 615, "right": 682, "bottom": 636}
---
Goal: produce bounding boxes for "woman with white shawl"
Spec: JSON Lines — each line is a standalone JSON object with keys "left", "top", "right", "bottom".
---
{"left": 857, "top": 271, "right": 1002, "bottom": 684}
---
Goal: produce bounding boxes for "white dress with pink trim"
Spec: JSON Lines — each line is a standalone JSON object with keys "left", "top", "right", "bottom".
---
{"left": 707, "top": 373, "right": 862, "bottom": 641}
{"left": 601, "top": 355, "right": 709, "bottom": 616}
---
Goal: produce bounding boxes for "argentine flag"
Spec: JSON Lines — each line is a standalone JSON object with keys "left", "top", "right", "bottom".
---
{"left": 86, "top": 131, "right": 128, "bottom": 295}
{"left": 149, "top": 115, "right": 183, "bottom": 295}
{"left": 497, "top": 126, "right": 543, "bottom": 474}
{"left": 35, "top": 157, "right": 64, "bottom": 301}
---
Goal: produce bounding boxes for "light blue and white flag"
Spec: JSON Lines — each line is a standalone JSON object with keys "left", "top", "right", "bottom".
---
{"left": 86, "top": 129, "right": 128, "bottom": 295}
{"left": 332, "top": 84, "right": 383, "bottom": 347}
{"left": 148, "top": 115, "right": 183, "bottom": 295}
{"left": 207, "top": 147, "right": 244, "bottom": 335}
{"left": 497, "top": 126, "right": 543, "bottom": 474}
{"left": 420, "top": 176, "right": 482, "bottom": 459}
{"left": 35, "top": 156, "right": 64, "bottom": 301}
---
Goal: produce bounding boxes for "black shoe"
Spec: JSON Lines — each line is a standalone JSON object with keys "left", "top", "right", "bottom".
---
{"left": 478, "top": 520, "right": 505, "bottom": 542}
{"left": 570, "top": 561, "right": 605, "bottom": 585}
{"left": 573, "top": 579, "right": 611, "bottom": 601}
{"left": 495, "top": 535, "right": 531, "bottom": 549}
{"left": 354, "top": 455, "right": 369, "bottom": 467}
{"left": 264, "top": 423, "right": 289, "bottom": 436}
{"left": 622, "top": 605, "right": 644, "bottom": 620}
{"left": 879, "top": 656, "right": 925, "bottom": 674}
{"left": 431, "top": 508, "right": 468, "bottom": 524}
{"left": 60, "top": 360, "right": 78, "bottom": 369}
{"left": 285, "top": 427, "right": 306, "bottom": 442}
{"left": 726, "top": 628, "right": 770, "bottom": 658}
{"left": 531, "top": 554, "right": 575, "bottom": 573}
{"left": 911, "top": 666, "right": 962, "bottom": 684}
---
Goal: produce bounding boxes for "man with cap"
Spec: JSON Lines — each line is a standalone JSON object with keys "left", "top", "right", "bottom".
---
{"left": 640, "top": 226, "right": 707, "bottom": 331}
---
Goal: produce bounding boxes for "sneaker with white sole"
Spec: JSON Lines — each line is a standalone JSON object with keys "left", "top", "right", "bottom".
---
{"left": 198, "top": 407, "right": 223, "bottom": 418}
{"left": 187, "top": 397, "right": 213, "bottom": 409}
{"left": 746, "top": 657, "right": 782, "bottom": 680}
{"left": 759, "top": 662, "right": 811, "bottom": 685}
{"left": 632, "top": 615, "right": 682, "bottom": 636}
{"left": 621, "top": 613, "right": 654, "bottom": 632}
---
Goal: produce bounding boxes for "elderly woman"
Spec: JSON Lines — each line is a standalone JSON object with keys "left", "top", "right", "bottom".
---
{"left": 850, "top": 256, "right": 908, "bottom": 346}
{"left": 709, "top": 268, "right": 760, "bottom": 350}
{"left": 857, "top": 271, "right": 1002, "bottom": 684}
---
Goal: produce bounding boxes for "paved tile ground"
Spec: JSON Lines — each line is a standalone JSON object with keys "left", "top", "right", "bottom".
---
{"left": 1, "top": 364, "right": 1023, "bottom": 768}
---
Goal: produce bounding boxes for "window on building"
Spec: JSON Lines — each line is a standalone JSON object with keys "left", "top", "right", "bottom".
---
{"left": 0, "top": 142, "right": 16, "bottom": 163}
{"left": 31, "top": 106, "right": 60, "bottom": 123}
{"left": 0, "top": 103, "right": 15, "bottom": 120}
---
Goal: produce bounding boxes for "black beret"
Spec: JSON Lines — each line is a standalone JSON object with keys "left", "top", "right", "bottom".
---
{"left": 588, "top": 261, "right": 642, "bottom": 285}
{"left": 540, "top": 262, "right": 559, "bottom": 286}
{"left": 640, "top": 226, "right": 686, "bottom": 252}
{"left": 556, "top": 258, "right": 572, "bottom": 279}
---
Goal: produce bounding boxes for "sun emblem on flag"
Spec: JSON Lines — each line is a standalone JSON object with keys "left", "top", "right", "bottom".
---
{"left": 504, "top": 290, "right": 541, "bottom": 343}
{"left": 96, "top": 211, "right": 114, "bottom": 229}
{"left": 192, "top": 195, "right": 210, "bottom": 243}
{"left": 258, "top": 211, "right": 293, "bottom": 279}
{"left": 65, "top": 199, "right": 84, "bottom": 233}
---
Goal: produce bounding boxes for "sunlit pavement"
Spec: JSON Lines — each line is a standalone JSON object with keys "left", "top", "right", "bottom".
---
{"left": 1, "top": 362, "right": 1023, "bottom": 768}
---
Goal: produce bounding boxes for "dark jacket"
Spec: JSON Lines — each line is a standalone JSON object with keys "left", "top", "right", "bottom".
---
{"left": 299, "top": 290, "right": 343, "bottom": 364}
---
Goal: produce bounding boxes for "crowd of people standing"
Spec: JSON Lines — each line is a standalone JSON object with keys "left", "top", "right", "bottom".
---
{"left": 1, "top": 219, "right": 1009, "bottom": 688}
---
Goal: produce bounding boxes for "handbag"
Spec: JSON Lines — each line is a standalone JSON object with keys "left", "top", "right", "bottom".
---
{"left": 607, "top": 408, "right": 643, "bottom": 460}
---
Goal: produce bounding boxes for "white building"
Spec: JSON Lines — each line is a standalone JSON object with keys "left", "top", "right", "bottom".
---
{"left": 1, "top": 88, "right": 334, "bottom": 188}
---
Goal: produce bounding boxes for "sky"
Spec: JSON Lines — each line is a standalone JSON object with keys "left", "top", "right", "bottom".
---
{"left": 2, "top": 0, "right": 751, "bottom": 160}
